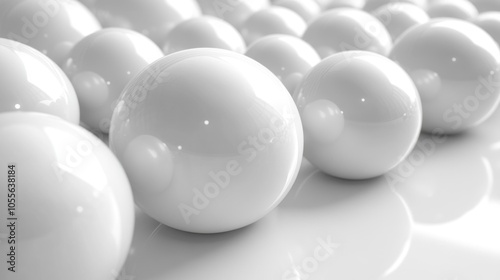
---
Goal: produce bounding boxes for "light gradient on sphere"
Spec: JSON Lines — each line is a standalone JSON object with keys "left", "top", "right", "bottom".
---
{"left": 320, "top": 0, "right": 366, "bottom": 10}
{"left": 274, "top": 0, "right": 321, "bottom": 22}
{"left": 469, "top": 0, "right": 500, "bottom": 12}
{"left": 196, "top": 0, "right": 269, "bottom": 29}
{"left": 302, "top": 8, "right": 392, "bottom": 58}
{"left": 426, "top": 0, "right": 478, "bottom": 20}
{"left": 90, "top": 0, "right": 201, "bottom": 46}
{"left": 109, "top": 48, "right": 303, "bottom": 234}
{"left": 364, "top": 0, "right": 427, "bottom": 11}
{"left": 372, "top": 3, "right": 429, "bottom": 41}
{"left": 77, "top": 0, "right": 96, "bottom": 9}
{"left": 474, "top": 12, "right": 500, "bottom": 46}
{"left": 62, "top": 28, "right": 163, "bottom": 134}
{"left": 390, "top": 18, "right": 500, "bottom": 134}
{"left": 0, "top": 111, "right": 134, "bottom": 280}
{"left": 163, "top": 16, "right": 246, "bottom": 55}
{"left": 0, "top": 0, "right": 101, "bottom": 65}
{"left": 0, "top": 38, "right": 79, "bottom": 124}
{"left": 293, "top": 51, "right": 422, "bottom": 180}
{"left": 245, "top": 34, "right": 320, "bottom": 94}
{"left": 239, "top": 6, "right": 306, "bottom": 45}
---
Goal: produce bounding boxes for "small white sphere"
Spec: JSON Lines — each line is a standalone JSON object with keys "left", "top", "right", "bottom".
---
{"left": 426, "top": 0, "right": 478, "bottom": 20}
{"left": 246, "top": 34, "right": 320, "bottom": 93}
{"left": 90, "top": 0, "right": 201, "bottom": 46}
{"left": 372, "top": 3, "right": 429, "bottom": 41}
{"left": 196, "top": 0, "right": 269, "bottom": 29}
{"left": 302, "top": 8, "right": 392, "bottom": 58}
{"left": 274, "top": 0, "right": 321, "bottom": 22}
{"left": 364, "top": 0, "right": 428, "bottom": 12}
{"left": 390, "top": 18, "right": 500, "bottom": 134}
{"left": 62, "top": 28, "right": 164, "bottom": 133}
{"left": 163, "top": 16, "right": 246, "bottom": 54}
{"left": 293, "top": 51, "right": 422, "bottom": 180}
{"left": 240, "top": 6, "right": 307, "bottom": 45}
{"left": 474, "top": 12, "right": 500, "bottom": 46}
{"left": 0, "top": 38, "right": 79, "bottom": 124}
{"left": 0, "top": 0, "right": 101, "bottom": 65}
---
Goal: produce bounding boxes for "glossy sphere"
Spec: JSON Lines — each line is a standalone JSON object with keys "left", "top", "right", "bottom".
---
{"left": 372, "top": 3, "right": 429, "bottom": 41}
{"left": 321, "top": 0, "right": 366, "bottom": 10}
{"left": 109, "top": 48, "right": 303, "bottom": 233}
{"left": 302, "top": 8, "right": 392, "bottom": 58}
{"left": 0, "top": 0, "right": 101, "bottom": 65}
{"left": 469, "top": 0, "right": 500, "bottom": 12}
{"left": 390, "top": 19, "right": 500, "bottom": 134}
{"left": 163, "top": 16, "right": 246, "bottom": 55}
{"left": 62, "top": 28, "right": 163, "bottom": 133}
{"left": 274, "top": 0, "right": 320, "bottom": 22}
{"left": 246, "top": 35, "right": 320, "bottom": 94}
{"left": 196, "top": 0, "right": 269, "bottom": 29}
{"left": 474, "top": 12, "right": 500, "bottom": 46}
{"left": 293, "top": 51, "right": 422, "bottom": 180}
{"left": 0, "top": 38, "right": 79, "bottom": 124}
{"left": 239, "top": 7, "right": 306, "bottom": 45}
{"left": 364, "top": 0, "right": 427, "bottom": 11}
{"left": 426, "top": 0, "right": 478, "bottom": 20}
{"left": 90, "top": 0, "right": 201, "bottom": 46}
{"left": 0, "top": 111, "right": 134, "bottom": 280}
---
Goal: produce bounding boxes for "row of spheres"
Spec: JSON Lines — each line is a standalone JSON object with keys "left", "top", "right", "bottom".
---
{"left": 0, "top": 0, "right": 499, "bottom": 279}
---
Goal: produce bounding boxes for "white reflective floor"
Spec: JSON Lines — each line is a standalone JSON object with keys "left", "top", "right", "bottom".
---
{"left": 119, "top": 109, "right": 500, "bottom": 280}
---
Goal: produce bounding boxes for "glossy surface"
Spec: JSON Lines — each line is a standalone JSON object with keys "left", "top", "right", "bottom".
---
{"left": 0, "top": 38, "right": 79, "bottom": 124}
{"left": 109, "top": 48, "right": 303, "bottom": 233}
{"left": 246, "top": 35, "right": 320, "bottom": 94}
{"left": 364, "top": 0, "right": 427, "bottom": 11}
{"left": 90, "top": 0, "right": 201, "bottom": 46}
{"left": 239, "top": 6, "right": 306, "bottom": 45}
{"left": 302, "top": 8, "right": 392, "bottom": 59}
{"left": 274, "top": 0, "right": 320, "bottom": 22}
{"left": 0, "top": 112, "right": 134, "bottom": 280}
{"left": 163, "top": 16, "right": 246, "bottom": 55}
{"left": 469, "top": 0, "right": 500, "bottom": 12}
{"left": 0, "top": 0, "right": 101, "bottom": 65}
{"left": 117, "top": 111, "right": 500, "bottom": 279}
{"left": 474, "top": 12, "right": 500, "bottom": 46}
{"left": 390, "top": 18, "right": 500, "bottom": 134}
{"left": 62, "top": 28, "right": 163, "bottom": 133}
{"left": 426, "top": 0, "right": 478, "bottom": 20}
{"left": 316, "top": 0, "right": 366, "bottom": 10}
{"left": 372, "top": 3, "right": 429, "bottom": 41}
{"left": 293, "top": 51, "right": 422, "bottom": 179}
{"left": 196, "top": 0, "right": 269, "bottom": 29}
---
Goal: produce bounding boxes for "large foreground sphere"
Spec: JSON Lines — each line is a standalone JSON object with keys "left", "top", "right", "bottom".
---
{"left": 293, "top": 51, "right": 422, "bottom": 180}
{"left": 0, "top": 111, "right": 134, "bottom": 280}
{"left": 109, "top": 48, "right": 303, "bottom": 233}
